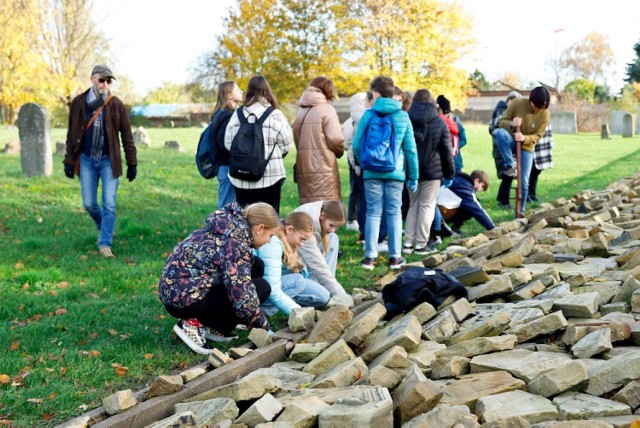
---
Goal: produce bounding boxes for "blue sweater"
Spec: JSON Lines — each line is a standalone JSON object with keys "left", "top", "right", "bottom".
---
{"left": 352, "top": 97, "right": 419, "bottom": 182}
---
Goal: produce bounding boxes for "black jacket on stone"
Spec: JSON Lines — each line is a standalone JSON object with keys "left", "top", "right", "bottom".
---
{"left": 408, "top": 102, "right": 455, "bottom": 181}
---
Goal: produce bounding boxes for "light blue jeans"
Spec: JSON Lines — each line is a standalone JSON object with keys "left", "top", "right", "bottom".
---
{"left": 494, "top": 128, "right": 533, "bottom": 216}
{"left": 282, "top": 273, "right": 330, "bottom": 308}
{"left": 217, "top": 165, "right": 236, "bottom": 209}
{"left": 364, "top": 179, "right": 403, "bottom": 258}
{"left": 316, "top": 232, "right": 340, "bottom": 276}
{"left": 79, "top": 154, "right": 118, "bottom": 248}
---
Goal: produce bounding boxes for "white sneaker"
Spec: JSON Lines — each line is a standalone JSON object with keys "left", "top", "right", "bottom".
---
{"left": 346, "top": 220, "right": 359, "bottom": 232}
{"left": 173, "top": 319, "right": 210, "bottom": 354}
{"left": 377, "top": 241, "right": 389, "bottom": 253}
{"left": 402, "top": 245, "right": 413, "bottom": 254}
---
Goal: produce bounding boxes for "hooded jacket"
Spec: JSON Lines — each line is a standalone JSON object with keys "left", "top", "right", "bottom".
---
{"left": 158, "top": 203, "right": 269, "bottom": 330}
{"left": 292, "top": 87, "right": 345, "bottom": 204}
{"left": 408, "top": 102, "right": 455, "bottom": 181}
{"left": 352, "top": 97, "right": 418, "bottom": 182}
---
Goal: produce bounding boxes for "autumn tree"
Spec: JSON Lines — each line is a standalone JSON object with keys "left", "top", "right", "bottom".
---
{"left": 196, "top": 0, "right": 474, "bottom": 106}
{"left": 37, "top": 0, "right": 111, "bottom": 107}
{"left": 0, "top": 0, "right": 49, "bottom": 123}
{"left": 563, "top": 32, "right": 614, "bottom": 87}
{"left": 344, "top": 0, "right": 473, "bottom": 105}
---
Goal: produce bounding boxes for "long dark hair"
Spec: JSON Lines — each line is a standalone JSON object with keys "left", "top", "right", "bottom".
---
{"left": 244, "top": 75, "right": 279, "bottom": 108}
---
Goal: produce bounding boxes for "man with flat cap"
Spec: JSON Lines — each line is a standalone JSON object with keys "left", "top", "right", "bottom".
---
{"left": 63, "top": 65, "right": 137, "bottom": 258}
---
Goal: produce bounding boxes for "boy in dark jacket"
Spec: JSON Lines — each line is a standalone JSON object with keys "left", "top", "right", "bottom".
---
{"left": 437, "top": 170, "right": 495, "bottom": 232}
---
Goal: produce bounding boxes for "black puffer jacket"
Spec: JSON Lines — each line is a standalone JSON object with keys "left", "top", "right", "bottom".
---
{"left": 408, "top": 102, "right": 455, "bottom": 181}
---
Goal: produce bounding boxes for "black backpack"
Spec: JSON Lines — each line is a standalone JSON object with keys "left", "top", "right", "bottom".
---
{"left": 229, "top": 106, "right": 276, "bottom": 182}
{"left": 382, "top": 267, "right": 468, "bottom": 320}
{"left": 195, "top": 117, "right": 219, "bottom": 179}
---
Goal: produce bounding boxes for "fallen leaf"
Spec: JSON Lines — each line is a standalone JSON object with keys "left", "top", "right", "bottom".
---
{"left": 80, "top": 255, "right": 88, "bottom": 261}
{"left": 144, "top": 353, "right": 154, "bottom": 359}
{"left": 21, "top": 283, "right": 29, "bottom": 290}
{"left": 107, "top": 329, "right": 118, "bottom": 336}
{"left": 58, "top": 281, "right": 69, "bottom": 288}
{"left": 0, "top": 420, "right": 13, "bottom": 426}
{"left": 100, "top": 308, "right": 107, "bottom": 314}
{"left": 115, "top": 366, "right": 128, "bottom": 376}
{"left": 77, "top": 404, "right": 89, "bottom": 410}
{"left": 42, "top": 414, "right": 53, "bottom": 420}
{"left": 47, "top": 392, "right": 58, "bottom": 400}
{"left": 48, "top": 290, "right": 58, "bottom": 296}
{"left": 54, "top": 308, "right": 66, "bottom": 316}
{"left": 14, "top": 261, "right": 24, "bottom": 270}
{"left": 90, "top": 333, "right": 99, "bottom": 339}
{"left": 10, "top": 341, "right": 19, "bottom": 351}
{"left": 0, "top": 374, "right": 10, "bottom": 384}
{"left": 27, "top": 398, "right": 43, "bottom": 404}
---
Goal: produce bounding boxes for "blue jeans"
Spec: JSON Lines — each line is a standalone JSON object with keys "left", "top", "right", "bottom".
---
{"left": 494, "top": 129, "right": 533, "bottom": 216}
{"left": 217, "top": 165, "right": 236, "bottom": 209}
{"left": 79, "top": 154, "right": 118, "bottom": 247}
{"left": 432, "top": 205, "right": 443, "bottom": 232}
{"left": 356, "top": 173, "right": 387, "bottom": 242}
{"left": 282, "top": 273, "right": 330, "bottom": 308}
{"left": 316, "top": 232, "right": 339, "bottom": 275}
{"left": 364, "top": 179, "right": 403, "bottom": 258}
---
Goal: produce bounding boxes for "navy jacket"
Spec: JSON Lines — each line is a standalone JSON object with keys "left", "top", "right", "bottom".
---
{"left": 449, "top": 173, "right": 495, "bottom": 230}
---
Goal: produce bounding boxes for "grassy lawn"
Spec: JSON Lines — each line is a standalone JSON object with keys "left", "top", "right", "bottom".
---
{"left": 1, "top": 123, "right": 639, "bottom": 426}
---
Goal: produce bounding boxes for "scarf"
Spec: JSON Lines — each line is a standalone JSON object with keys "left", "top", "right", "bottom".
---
{"left": 86, "top": 89, "right": 108, "bottom": 161}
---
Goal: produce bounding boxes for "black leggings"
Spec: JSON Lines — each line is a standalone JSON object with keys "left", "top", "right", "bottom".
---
{"left": 165, "top": 257, "right": 271, "bottom": 335}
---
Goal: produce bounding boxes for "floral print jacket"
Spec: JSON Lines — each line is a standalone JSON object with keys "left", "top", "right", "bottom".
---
{"left": 158, "top": 203, "right": 269, "bottom": 330}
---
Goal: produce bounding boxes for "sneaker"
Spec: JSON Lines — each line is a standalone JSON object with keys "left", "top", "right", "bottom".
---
{"left": 99, "top": 246, "right": 115, "bottom": 258}
{"left": 451, "top": 227, "right": 463, "bottom": 239}
{"left": 173, "top": 319, "right": 210, "bottom": 354}
{"left": 428, "top": 235, "right": 442, "bottom": 247}
{"left": 527, "top": 196, "right": 540, "bottom": 203}
{"left": 414, "top": 245, "right": 436, "bottom": 255}
{"left": 346, "top": 220, "right": 359, "bottom": 232}
{"left": 205, "top": 327, "right": 238, "bottom": 343}
{"left": 377, "top": 241, "right": 389, "bottom": 253}
{"left": 361, "top": 257, "right": 375, "bottom": 270}
{"left": 402, "top": 244, "right": 413, "bottom": 254}
{"left": 503, "top": 166, "right": 517, "bottom": 178}
{"left": 389, "top": 257, "right": 406, "bottom": 270}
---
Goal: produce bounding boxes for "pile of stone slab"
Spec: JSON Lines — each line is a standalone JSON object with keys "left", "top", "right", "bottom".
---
{"left": 62, "top": 176, "right": 640, "bottom": 427}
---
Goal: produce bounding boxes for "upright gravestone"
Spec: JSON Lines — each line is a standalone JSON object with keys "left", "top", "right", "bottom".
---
{"left": 622, "top": 112, "right": 634, "bottom": 138}
{"left": 17, "top": 103, "right": 52, "bottom": 177}
{"left": 601, "top": 124, "right": 611, "bottom": 140}
{"left": 610, "top": 110, "right": 629, "bottom": 135}
{"left": 549, "top": 112, "right": 577, "bottom": 134}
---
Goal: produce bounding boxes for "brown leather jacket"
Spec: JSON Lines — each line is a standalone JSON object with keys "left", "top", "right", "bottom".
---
{"left": 64, "top": 89, "right": 136, "bottom": 178}
{"left": 292, "top": 87, "right": 345, "bottom": 204}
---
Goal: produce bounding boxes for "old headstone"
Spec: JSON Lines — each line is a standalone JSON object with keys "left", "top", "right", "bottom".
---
{"left": 3, "top": 139, "right": 20, "bottom": 154}
{"left": 601, "top": 124, "right": 612, "bottom": 140}
{"left": 17, "top": 103, "right": 52, "bottom": 177}
{"left": 550, "top": 111, "right": 577, "bottom": 134}
{"left": 622, "top": 112, "right": 634, "bottom": 138}
{"left": 133, "top": 126, "right": 151, "bottom": 147}
{"left": 55, "top": 140, "right": 66, "bottom": 156}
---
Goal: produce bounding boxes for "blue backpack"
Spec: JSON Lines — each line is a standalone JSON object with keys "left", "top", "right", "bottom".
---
{"left": 360, "top": 110, "right": 398, "bottom": 172}
{"left": 195, "top": 117, "right": 219, "bottom": 179}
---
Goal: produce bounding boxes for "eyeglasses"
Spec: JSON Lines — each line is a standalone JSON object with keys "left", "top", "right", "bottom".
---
{"left": 98, "top": 78, "right": 112, "bottom": 84}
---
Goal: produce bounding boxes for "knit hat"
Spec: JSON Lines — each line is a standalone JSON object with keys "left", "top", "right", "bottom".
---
{"left": 436, "top": 95, "right": 451, "bottom": 114}
{"left": 507, "top": 91, "right": 521, "bottom": 101}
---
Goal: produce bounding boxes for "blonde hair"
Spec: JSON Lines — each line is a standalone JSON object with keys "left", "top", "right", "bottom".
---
{"left": 319, "top": 200, "right": 345, "bottom": 254}
{"left": 243, "top": 202, "right": 280, "bottom": 230}
{"left": 213, "top": 80, "right": 238, "bottom": 115}
{"left": 279, "top": 212, "right": 313, "bottom": 272}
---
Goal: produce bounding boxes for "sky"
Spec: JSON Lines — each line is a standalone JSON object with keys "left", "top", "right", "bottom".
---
{"left": 94, "top": 0, "right": 640, "bottom": 95}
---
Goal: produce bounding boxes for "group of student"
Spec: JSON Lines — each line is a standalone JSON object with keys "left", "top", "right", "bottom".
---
{"left": 158, "top": 73, "right": 552, "bottom": 354}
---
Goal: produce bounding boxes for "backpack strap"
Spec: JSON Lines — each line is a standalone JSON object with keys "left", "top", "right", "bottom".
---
{"left": 256, "top": 106, "right": 275, "bottom": 124}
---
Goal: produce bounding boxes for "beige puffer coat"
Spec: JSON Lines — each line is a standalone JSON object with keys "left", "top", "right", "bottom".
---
{"left": 292, "top": 87, "right": 345, "bottom": 204}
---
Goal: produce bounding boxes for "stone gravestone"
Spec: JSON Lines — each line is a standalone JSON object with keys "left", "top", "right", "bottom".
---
{"left": 622, "top": 112, "right": 634, "bottom": 138}
{"left": 133, "top": 126, "right": 151, "bottom": 148}
{"left": 55, "top": 141, "right": 66, "bottom": 156}
{"left": 610, "top": 110, "right": 629, "bottom": 135}
{"left": 549, "top": 112, "right": 577, "bottom": 134}
{"left": 601, "top": 124, "right": 611, "bottom": 140}
{"left": 17, "top": 103, "right": 53, "bottom": 177}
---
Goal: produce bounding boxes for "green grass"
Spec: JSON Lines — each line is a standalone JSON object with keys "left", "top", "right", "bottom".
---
{"left": 1, "top": 124, "right": 639, "bottom": 426}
